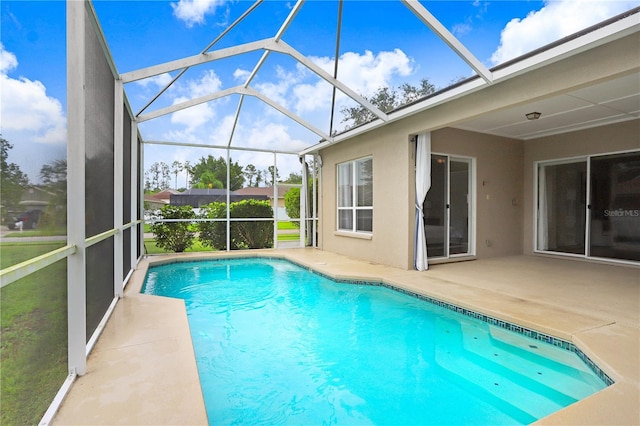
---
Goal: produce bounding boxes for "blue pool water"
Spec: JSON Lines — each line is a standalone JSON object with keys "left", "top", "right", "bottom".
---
{"left": 142, "top": 257, "right": 608, "bottom": 425}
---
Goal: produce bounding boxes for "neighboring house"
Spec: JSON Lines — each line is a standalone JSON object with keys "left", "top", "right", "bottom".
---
{"left": 234, "top": 186, "right": 292, "bottom": 220}
{"left": 1, "top": 185, "right": 54, "bottom": 227}
{"left": 144, "top": 189, "right": 180, "bottom": 210}
{"left": 170, "top": 188, "right": 268, "bottom": 208}
{"left": 18, "top": 186, "right": 54, "bottom": 211}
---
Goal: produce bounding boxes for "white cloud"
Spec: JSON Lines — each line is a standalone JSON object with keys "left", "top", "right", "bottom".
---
{"left": 169, "top": 70, "right": 222, "bottom": 131}
{"left": 452, "top": 22, "right": 472, "bottom": 38}
{"left": 186, "top": 69, "right": 222, "bottom": 97}
{"left": 254, "top": 65, "right": 300, "bottom": 108}
{"left": 286, "top": 49, "right": 414, "bottom": 118}
{"left": 491, "top": 0, "right": 639, "bottom": 65}
{"left": 334, "top": 49, "right": 414, "bottom": 96}
{"left": 0, "top": 44, "right": 66, "bottom": 146}
{"left": 135, "top": 73, "right": 174, "bottom": 89}
{"left": 171, "top": 0, "right": 226, "bottom": 27}
{"left": 229, "top": 121, "right": 307, "bottom": 161}
{"left": 292, "top": 82, "right": 333, "bottom": 115}
{"left": 1, "top": 44, "right": 18, "bottom": 73}
{"left": 170, "top": 96, "right": 215, "bottom": 131}
{"left": 208, "top": 114, "right": 236, "bottom": 145}
{"left": 233, "top": 68, "right": 251, "bottom": 82}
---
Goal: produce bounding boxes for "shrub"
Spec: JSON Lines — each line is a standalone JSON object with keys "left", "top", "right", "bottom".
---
{"left": 231, "top": 200, "right": 274, "bottom": 249}
{"left": 150, "top": 205, "right": 196, "bottom": 252}
{"left": 198, "top": 202, "right": 226, "bottom": 250}
{"left": 199, "top": 199, "right": 274, "bottom": 250}
{"left": 284, "top": 187, "right": 300, "bottom": 227}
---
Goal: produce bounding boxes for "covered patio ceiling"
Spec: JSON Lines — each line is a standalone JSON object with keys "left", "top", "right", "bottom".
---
{"left": 104, "top": 1, "right": 640, "bottom": 156}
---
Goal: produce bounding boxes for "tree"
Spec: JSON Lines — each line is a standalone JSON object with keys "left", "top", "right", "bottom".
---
{"left": 400, "top": 79, "right": 436, "bottom": 103}
{"left": 160, "top": 162, "right": 171, "bottom": 190}
{"left": 265, "top": 166, "right": 279, "bottom": 186}
{"left": 0, "top": 137, "right": 29, "bottom": 214}
{"left": 283, "top": 160, "right": 317, "bottom": 231}
{"left": 282, "top": 172, "right": 302, "bottom": 184}
{"left": 341, "top": 78, "right": 436, "bottom": 128}
{"left": 284, "top": 187, "right": 300, "bottom": 225}
{"left": 243, "top": 164, "right": 258, "bottom": 187}
{"left": 190, "top": 155, "right": 245, "bottom": 190}
{"left": 39, "top": 159, "right": 67, "bottom": 228}
{"left": 145, "top": 162, "right": 161, "bottom": 191}
{"left": 144, "top": 161, "right": 174, "bottom": 191}
{"left": 40, "top": 159, "right": 66, "bottom": 187}
{"left": 183, "top": 160, "right": 191, "bottom": 189}
{"left": 192, "top": 171, "right": 223, "bottom": 189}
{"left": 171, "top": 160, "right": 182, "bottom": 189}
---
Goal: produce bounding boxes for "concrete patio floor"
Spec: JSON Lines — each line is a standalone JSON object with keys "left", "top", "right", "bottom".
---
{"left": 52, "top": 250, "right": 639, "bottom": 425}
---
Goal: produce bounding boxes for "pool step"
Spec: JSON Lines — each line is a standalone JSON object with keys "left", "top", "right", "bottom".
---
{"left": 433, "top": 320, "right": 601, "bottom": 421}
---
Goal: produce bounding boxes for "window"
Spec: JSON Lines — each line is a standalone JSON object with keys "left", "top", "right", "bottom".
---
{"left": 337, "top": 157, "right": 373, "bottom": 233}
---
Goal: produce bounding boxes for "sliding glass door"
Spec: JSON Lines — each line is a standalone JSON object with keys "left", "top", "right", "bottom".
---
{"left": 589, "top": 152, "right": 640, "bottom": 261}
{"left": 536, "top": 151, "right": 639, "bottom": 263}
{"left": 537, "top": 160, "right": 587, "bottom": 254}
{"left": 423, "top": 155, "right": 472, "bottom": 259}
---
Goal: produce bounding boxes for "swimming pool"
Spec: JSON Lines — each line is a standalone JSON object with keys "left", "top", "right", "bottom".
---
{"left": 142, "top": 257, "right": 609, "bottom": 425}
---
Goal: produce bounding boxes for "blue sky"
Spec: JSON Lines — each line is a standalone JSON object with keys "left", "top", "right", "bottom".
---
{"left": 2, "top": 0, "right": 638, "bottom": 185}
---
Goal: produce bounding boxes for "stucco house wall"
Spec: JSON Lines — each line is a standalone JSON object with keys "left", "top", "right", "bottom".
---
{"left": 319, "top": 125, "right": 524, "bottom": 270}
{"left": 319, "top": 123, "right": 413, "bottom": 270}
{"left": 522, "top": 119, "right": 640, "bottom": 255}
{"left": 431, "top": 128, "right": 524, "bottom": 259}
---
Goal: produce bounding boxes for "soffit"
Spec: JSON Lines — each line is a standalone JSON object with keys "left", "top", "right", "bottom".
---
{"left": 453, "top": 72, "right": 640, "bottom": 140}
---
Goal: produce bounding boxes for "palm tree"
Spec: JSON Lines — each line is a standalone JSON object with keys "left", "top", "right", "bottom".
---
{"left": 171, "top": 160, "right": 182, "bottom": 189}
{"left": 183, "top": 160, "right": 191, "bottom": 189}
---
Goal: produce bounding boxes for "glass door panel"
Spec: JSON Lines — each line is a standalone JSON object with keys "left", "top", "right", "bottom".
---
{"left": 589, "top": 152, "right": 640, "bottom": 261}
{"left": 449, "top": 160, "right": 470, "bottom": 255}
{"left": 537, "top": 161, "right": 587, "bottom": 254}
{"left": 424, "top": 155, "right": 447, "bottom": 258}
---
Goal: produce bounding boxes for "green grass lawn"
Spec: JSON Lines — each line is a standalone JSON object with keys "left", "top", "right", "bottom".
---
{"left": 278, "top": 233, "right": 300, "bottom": 241}
{"left": 3, "top": 227, "right": 67, "bottom": 239}
{"left": 277, "top": 221, "right": 300, "bottom": 242}
{"left": 1, "top": 242, "right": 68, "bottom": 426}
{"left": 144, "top": 238, "right": 212, "bottom": 254}
{"left": 277, "top": 221, "right": 300, "bottom": 230}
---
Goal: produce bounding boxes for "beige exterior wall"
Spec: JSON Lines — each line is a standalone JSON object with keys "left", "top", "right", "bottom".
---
{"left": 319, "top": 125, "right": 524, "bottom": 270}
{"left": 319, "top": 123, "right": 414, "bottom": 269}
{"left": 432, "top": 128, "right": 524, "bottom": 259}
{"left": 522, "top": 119, "right": 640, "bottom": 254}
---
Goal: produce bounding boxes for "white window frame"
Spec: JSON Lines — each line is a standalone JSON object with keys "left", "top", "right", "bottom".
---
{"left": 337, "top": 156, "right": 373, "bottom": 234}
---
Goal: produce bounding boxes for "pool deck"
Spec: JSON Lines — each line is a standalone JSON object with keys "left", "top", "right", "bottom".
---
{"left": 52, "top": 250, "right": 639, "bottom": 425}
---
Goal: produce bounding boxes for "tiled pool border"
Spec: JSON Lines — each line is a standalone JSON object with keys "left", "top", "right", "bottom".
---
{"left": 144, "top": 255, "right": 614, "bottom": 386}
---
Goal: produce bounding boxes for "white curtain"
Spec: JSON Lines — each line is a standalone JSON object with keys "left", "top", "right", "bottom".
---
{"left": 414, "top": 132, "right": 431, "bottom": 271}
{"left": 537, "top": 165, "right": 549, "bottom": 250}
